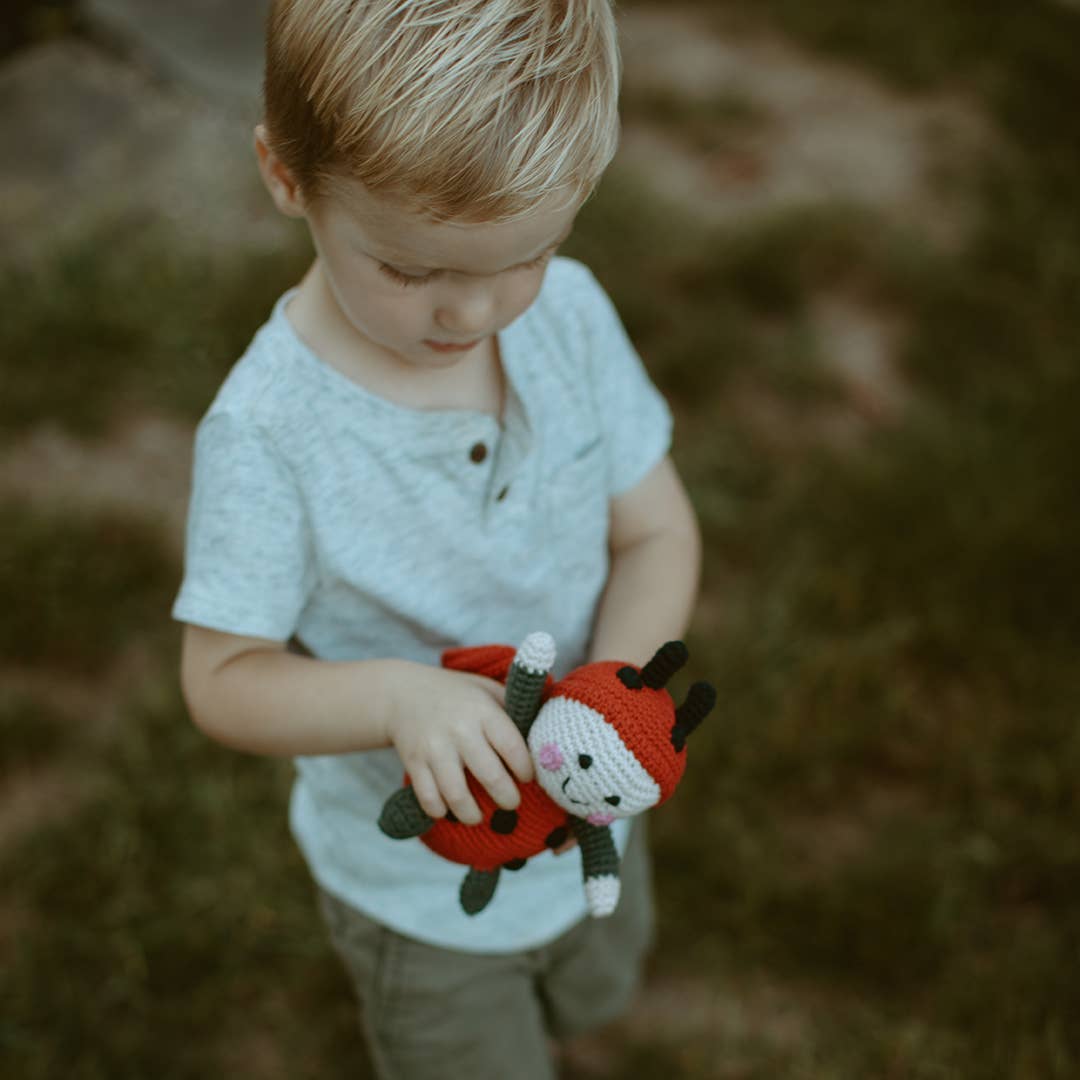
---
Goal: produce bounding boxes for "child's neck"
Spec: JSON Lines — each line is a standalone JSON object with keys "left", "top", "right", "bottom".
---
{"left": 287, "top": 260, "right": 505, "bottom": 418}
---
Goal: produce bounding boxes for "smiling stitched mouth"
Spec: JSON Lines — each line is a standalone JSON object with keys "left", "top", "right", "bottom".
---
{"left": 561, "top": 775, "right": 585, "bottom": 805}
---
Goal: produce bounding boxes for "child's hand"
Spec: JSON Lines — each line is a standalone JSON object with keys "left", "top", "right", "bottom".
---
{"left": 387, "top": 665, "right": 534, "bottom": 826}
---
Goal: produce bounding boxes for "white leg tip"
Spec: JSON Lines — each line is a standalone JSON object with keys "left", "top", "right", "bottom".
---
{"left": 584, "top": 875, "right": 621, "bottom": 917}
{"left": 516, "top": 631, "right": 557, "bottom": 674}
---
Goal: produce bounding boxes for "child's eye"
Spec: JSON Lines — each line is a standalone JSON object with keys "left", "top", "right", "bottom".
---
{"left": 378, "top": 263, "right": 438, "bottom": 287}
{"left": 378, "top": 248, "right": 554, "bottom": 287}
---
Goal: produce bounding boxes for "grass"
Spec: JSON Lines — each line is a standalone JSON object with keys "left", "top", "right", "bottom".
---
{"left": 3, "top": 0, "right": 1080, "bottom": 1075}
{"left": 621, "top": 84, "right": 773, "bottom": 157}
{"left": 2, "top": 687, "right": 367, "bottom": 1080}
{"left": 0, "top": 695, "right": 69, "bottom": 776}
{"left": 0, "top": 222, "right": 311, "bottom": 442}
{"left": 0, "top": 499, "right": 178, "bottom": 673}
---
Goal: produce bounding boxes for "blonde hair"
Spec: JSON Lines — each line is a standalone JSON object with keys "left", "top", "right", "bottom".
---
{"left": 263, "top": 0, "right": 621, "bottom": 221}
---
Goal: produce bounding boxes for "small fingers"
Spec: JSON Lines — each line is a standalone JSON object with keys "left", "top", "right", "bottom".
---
{"left": 483, "top": 714, "right": 534, "bottom": 784}
{"left": 431, "top": 758, "right": 483, "bottom": 825}
{"left": 461, "top": 738, "right": 521, "bottom": 812}
{"left": 408, "top": 765, "right": 446, "bottom": 821}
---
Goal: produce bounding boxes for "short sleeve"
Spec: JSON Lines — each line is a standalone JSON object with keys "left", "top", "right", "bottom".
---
{"left": 172, "top": 410, "right": 314, "bottom": 640}
{"left": 572, "top": 264, "right": 674, "bottom": 496}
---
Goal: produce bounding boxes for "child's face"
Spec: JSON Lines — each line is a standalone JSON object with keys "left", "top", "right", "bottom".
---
{"left": 313, "top": 186, "right": 577, "bottom": 368}
{"left": 259, "top": 135, "right": 580, "bottom": 371}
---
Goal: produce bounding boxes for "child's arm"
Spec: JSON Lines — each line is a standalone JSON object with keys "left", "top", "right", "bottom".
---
{"left": 180, "top": 625, "right": 534, "bottom": 825}
{"left": 588, "top": 455, "right": 702, "bottom": 665}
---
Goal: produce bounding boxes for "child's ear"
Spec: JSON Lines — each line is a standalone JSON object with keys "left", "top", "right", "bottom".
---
{"left": 254, "top": 124, "right": 306, "bottom": 219}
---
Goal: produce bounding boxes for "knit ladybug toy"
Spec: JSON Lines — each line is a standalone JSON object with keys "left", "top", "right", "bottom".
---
{"left": 378, "top": 632, "right": 716, "bottom": 917}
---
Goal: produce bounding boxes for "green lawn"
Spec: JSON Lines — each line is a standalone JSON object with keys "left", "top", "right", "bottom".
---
{"left": 3, "top": 2, "right": 1080, "bottom": 1076}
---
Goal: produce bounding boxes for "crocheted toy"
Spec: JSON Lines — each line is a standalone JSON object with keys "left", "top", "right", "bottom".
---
{"left": 378, "top": 632, "right": 715, "bottom": 917}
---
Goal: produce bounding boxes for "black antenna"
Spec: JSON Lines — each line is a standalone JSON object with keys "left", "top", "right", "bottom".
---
{"left": 671, "top": 682, "right": 716, "bottom": 751}
{"left": 640, "top": 641, "right": 688, "bottom": 689}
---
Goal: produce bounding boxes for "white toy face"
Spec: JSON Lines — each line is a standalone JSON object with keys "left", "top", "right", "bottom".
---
{"left": 528, "top": 697, "right": 661, "bottom": 825}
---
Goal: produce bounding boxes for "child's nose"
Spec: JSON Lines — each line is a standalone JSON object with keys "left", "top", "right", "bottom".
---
{"left": 435, "top": 282, "right": 496, "bottom": 336}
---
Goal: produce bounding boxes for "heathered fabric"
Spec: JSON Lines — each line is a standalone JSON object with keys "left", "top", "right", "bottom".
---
{"left": 172, "top": 256, "right": 672, "bottom": 953}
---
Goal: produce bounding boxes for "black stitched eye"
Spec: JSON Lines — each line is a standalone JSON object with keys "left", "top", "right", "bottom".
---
{"left": 604, "top": 795, "right": 621, "bottom": 807}
{"left": 578, "top": 754, "right": 592, "bottom": 769}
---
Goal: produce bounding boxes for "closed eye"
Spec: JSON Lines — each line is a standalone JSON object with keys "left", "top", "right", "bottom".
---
{"left": 377, "top": 249, "right": 556, "bottom": 289}
{"left": 378, "top": 263, "right": 439, "bottom": 288}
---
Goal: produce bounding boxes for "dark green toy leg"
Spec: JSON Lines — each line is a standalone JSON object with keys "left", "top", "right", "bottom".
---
{"left": 460, "top": 867, "right": 501, "bottom": 915}
{"left": 378, "top": 787, "right": 434, "bottom": 839}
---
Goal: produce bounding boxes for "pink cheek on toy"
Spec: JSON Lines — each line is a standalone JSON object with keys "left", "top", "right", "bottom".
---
{"left": 587, "top": 812, "right": 616, "bottom": 827}
{"left": 537, "top": 742, "right": 564, "bottom": 771}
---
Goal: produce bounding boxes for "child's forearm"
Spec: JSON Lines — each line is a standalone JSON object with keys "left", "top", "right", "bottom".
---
{"left": 180, "top": 626, "right": 532, "bottom": 822}
{"left": 588, "top": 522, "right": 702, "bottom": 665}
{"left": 181, "top": 639, "right": 421, "bottom": 757}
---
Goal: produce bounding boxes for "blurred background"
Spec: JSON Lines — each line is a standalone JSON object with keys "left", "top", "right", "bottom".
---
{"left": 2, "top": 1, "right": 1080, "bottom": 1076}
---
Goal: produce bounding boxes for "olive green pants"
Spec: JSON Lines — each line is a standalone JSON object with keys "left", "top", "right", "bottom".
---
{"left": 317, "top": 819, "right": 653, "bottom": 1080}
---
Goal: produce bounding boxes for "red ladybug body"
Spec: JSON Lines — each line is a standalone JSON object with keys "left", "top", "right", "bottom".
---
{"left": 416, "top": 773, "right": 569, "bottom": 871}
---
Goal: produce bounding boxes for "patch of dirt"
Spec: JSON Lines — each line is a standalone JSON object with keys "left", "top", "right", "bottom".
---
{"left": 809, "top": 292, "right": 910, "bottom": 422}
{"left": 0, "top": 642, "right": 173, "bottom": 855}
{"left": 727, "top": 374, "right": 865, "bottom": 454}
{"left": 0, "top": 765, "right": 99, "bottom": 855}
{"left": 617, "top": 7, "right": 989, "bottom": 244}
{"left": 564, "top": 970, "right": 819, "bottom": 1076}
{"left": 779, "top": 784, "right": 926, "bottom": 881}
{"left": 216, "top": 1029, "right": 290, "bottom": 1080}
{"left": 0, "top": 413, "right": 193, "bottom": 554}
{"left": 0, "top": 665, "right": 111, "bottom": 724}
{"left": 0, "top": 641, "right": 174, "bottom": 736}
{"left": 724, "top": 291, "right": 911, "bottom": 455}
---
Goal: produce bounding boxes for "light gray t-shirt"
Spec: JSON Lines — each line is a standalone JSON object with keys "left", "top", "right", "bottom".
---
{"left": 173, "top": 256, "right": 673, "bottom": 952}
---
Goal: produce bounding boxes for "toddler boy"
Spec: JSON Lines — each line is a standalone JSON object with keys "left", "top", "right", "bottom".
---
{"left": 174, "top": 1, "right": 702, "bottom": 1076}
